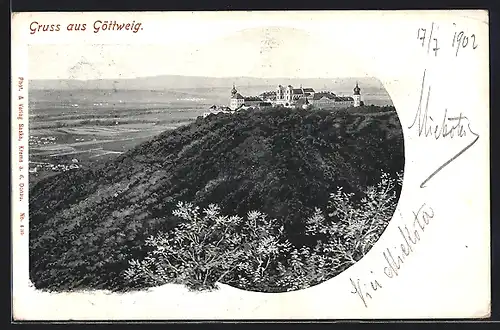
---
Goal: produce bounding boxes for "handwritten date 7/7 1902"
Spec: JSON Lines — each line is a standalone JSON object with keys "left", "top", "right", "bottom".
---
{"left": 408, "top": 69, "right": 480, "bottom": 188}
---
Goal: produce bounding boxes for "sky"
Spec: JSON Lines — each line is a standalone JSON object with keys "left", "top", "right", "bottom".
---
{"left": 28, "top": 23, "right": 369, "bottom": 80}
{"left": 23, "top": 10, "right": 488, "bottom": 82}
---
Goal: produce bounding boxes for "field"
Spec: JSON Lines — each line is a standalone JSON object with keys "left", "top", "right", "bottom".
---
{"left": 28, "top": 89, "right": 218, "bottom": 184}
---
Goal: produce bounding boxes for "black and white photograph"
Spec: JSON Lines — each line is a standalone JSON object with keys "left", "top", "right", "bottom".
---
{"left": 27, "top": 29, "right": 404, "bottom": 295}
{"left": 12, "top": 11, "right": 490, "bottom": 320}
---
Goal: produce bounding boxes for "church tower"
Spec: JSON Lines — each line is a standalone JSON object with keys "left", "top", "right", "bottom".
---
{"left": 353, "top": 81, "right": 361, "bottom": 107}
{"left": 276, "top": 85, "right": 284, "bottom": 101}
{"left": 229, "top": 83, "right": 244, "bottom": 110}
{"left": 231, "top": 83, "right": 238, "bottom": 98}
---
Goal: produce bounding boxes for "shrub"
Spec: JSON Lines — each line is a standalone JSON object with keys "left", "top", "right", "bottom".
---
{"left": 124, "top": 202, "right": 292, "bottom": 291}
{"left": 124, "top": 171, "right": 403, "bottom": 292}
{"left": 304, "top": 171, "right": 403, "bottom": 272}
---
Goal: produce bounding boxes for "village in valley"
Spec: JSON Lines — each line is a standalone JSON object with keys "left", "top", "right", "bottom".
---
{"left": 28, "top": 135, "right": 82, "bottom": 175}
{"left": 204, "top": 82, "right": 364, "bottom": 116}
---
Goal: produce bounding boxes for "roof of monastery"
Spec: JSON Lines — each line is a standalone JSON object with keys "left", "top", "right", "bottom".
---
{"left": 312, "top": 92, "right": 336, "bottom": 100}
{"left": 244, "top": 96, "right": 263, "bottom": 102}
{"left": 335, "top": 96, "right": 354, "bottom": 101}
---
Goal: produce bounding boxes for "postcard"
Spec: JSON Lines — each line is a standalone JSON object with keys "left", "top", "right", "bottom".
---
{"left": 11, "top": 10, "right": 490, "bottom": 320}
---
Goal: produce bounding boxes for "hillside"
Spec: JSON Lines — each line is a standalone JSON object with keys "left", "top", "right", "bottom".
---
{"left": 29, "top": 106, "right": 404, "bottom": 291}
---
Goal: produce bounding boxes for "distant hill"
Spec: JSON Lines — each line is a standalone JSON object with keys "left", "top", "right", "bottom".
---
{"left": 29, "top": 106, "right": 404, "bottom": 291}
{"left": 29, "top": 75, "right": 385, "bottom": 92}
{"left": 29, "top": 75, "right": 393, "bottom": 106}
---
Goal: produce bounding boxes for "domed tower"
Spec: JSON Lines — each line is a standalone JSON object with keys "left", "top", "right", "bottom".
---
{"left": 353, "top": 81, "right": 361, "bottom": 107}
{"left": 231, "top": 83, "right": 238, "bottom": 98}
{"left": 286, "top": 85, "right": 293, "bottom": 103}
{"left": 276, "top": 85, "right": 284, "bottom": 101}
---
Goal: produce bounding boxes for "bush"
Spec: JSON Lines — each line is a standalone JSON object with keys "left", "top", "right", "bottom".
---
{"left": 304, "top": 171, "right": 403, "bottom": 271}
{"left": 124, "top": 171, "right": 403, "bottom": 292}
{"left": 124, "top": 202, "right": 291, "bottom": 291}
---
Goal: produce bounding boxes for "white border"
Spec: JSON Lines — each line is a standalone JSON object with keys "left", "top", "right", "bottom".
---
{"left": 11, "top": 10, "right": 490, "bottom": 320}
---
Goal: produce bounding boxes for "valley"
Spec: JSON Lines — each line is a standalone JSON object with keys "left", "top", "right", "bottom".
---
{"left": 28, "top": 86, "right": 393, "bottom": 185}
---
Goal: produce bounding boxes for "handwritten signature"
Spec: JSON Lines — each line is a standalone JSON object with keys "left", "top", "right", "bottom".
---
{"left": 408, "top": 69, "right": 480, "bottom": 188}
{"left": 349, "top": 203, "right": 434, "bottom": 308}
